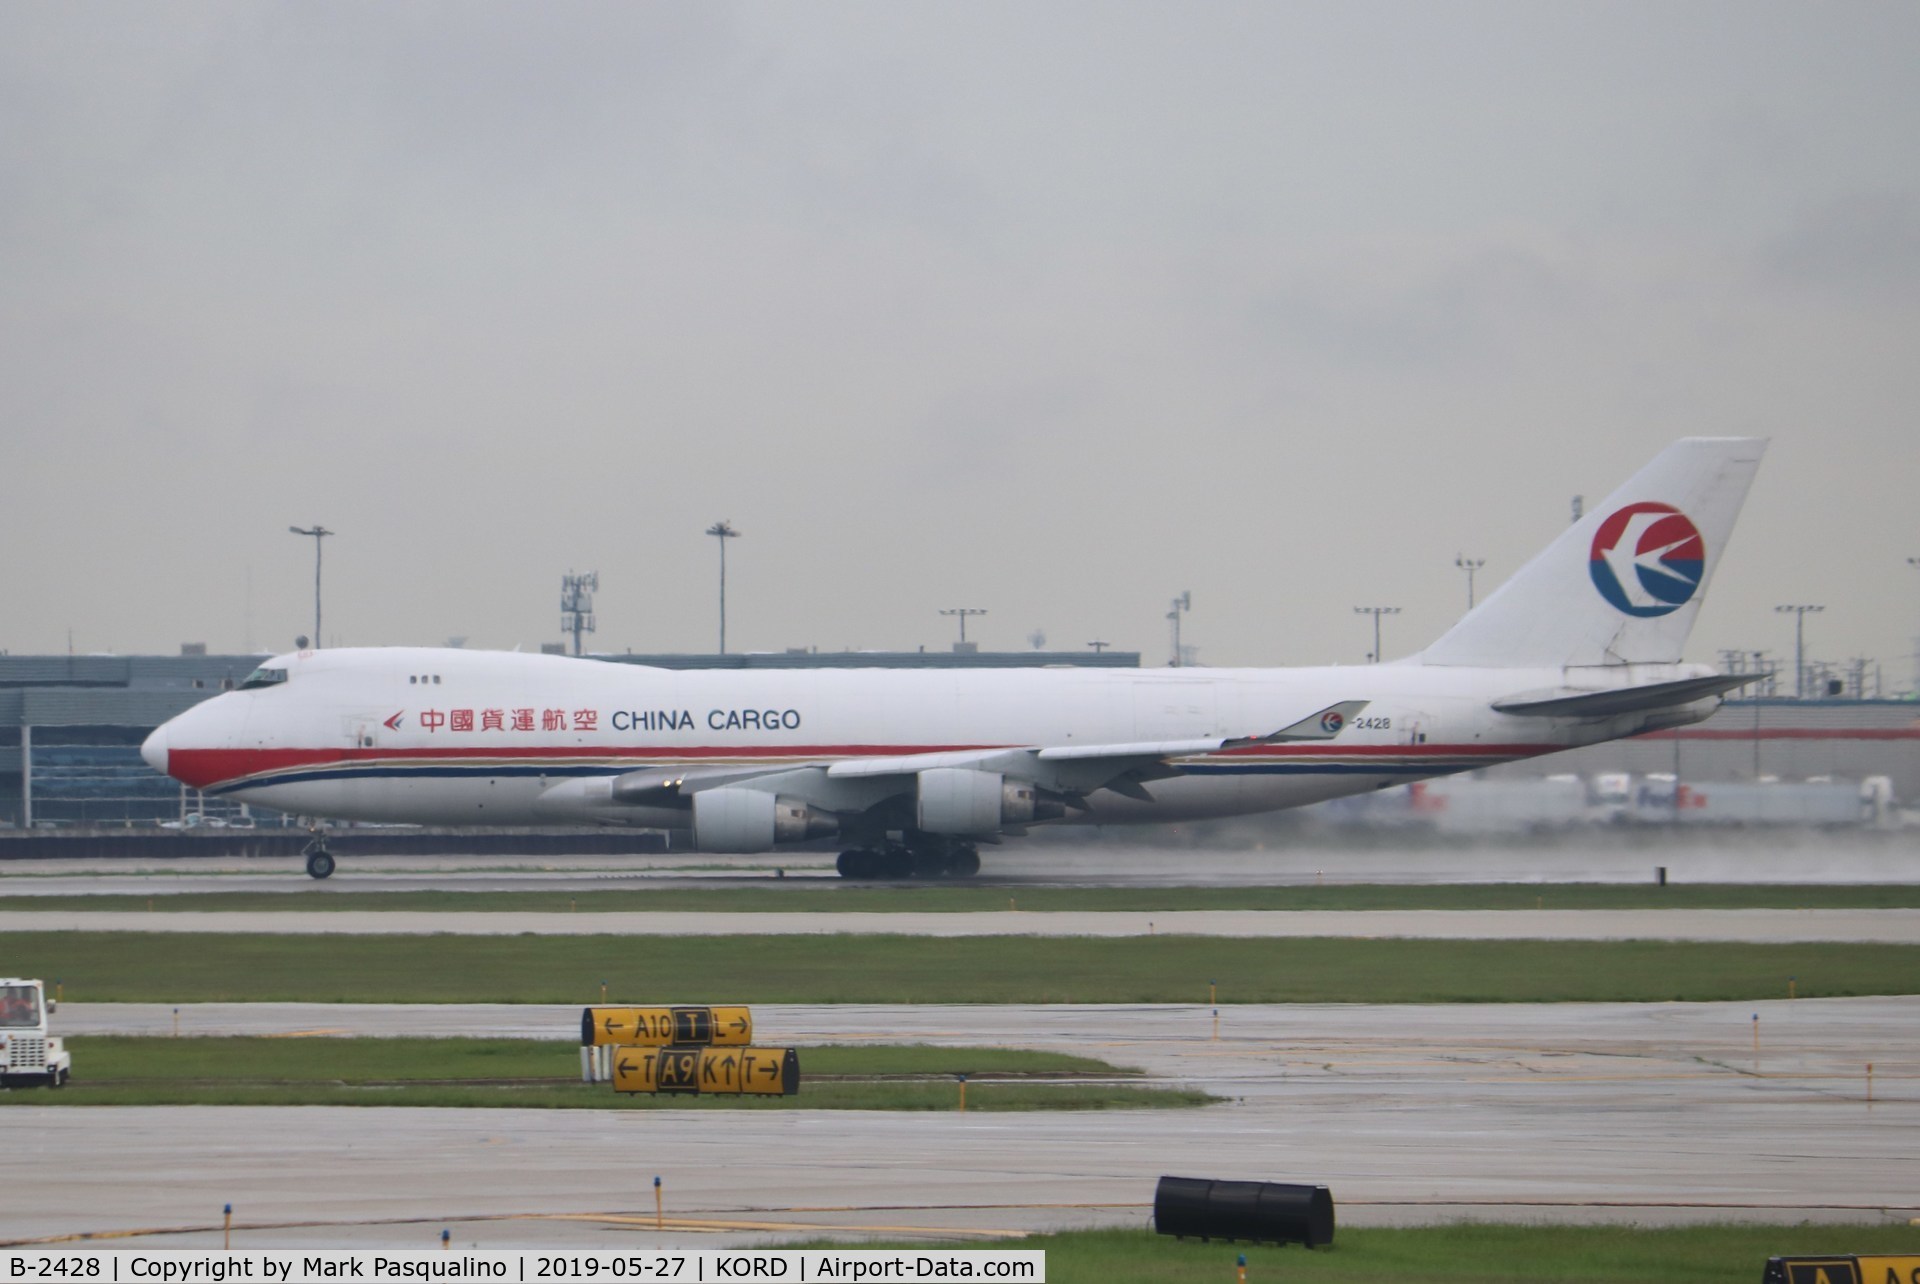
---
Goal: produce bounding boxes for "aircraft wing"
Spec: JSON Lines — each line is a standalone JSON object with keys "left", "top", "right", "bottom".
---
{"left": 1492, "top": 673, "right": 1763, "bottom": 718}
{"left": 581, "top": 700, "right": 1368, "bottom": 814}
{"left": 820, "top": 699, "right": 1370, "bottom": 800}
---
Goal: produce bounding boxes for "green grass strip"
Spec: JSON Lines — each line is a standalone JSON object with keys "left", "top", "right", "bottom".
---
{"left": 12, "top": 932, "right": 1920, "bottom": 1004}
{"left": 7, "top": 883, "right": 1920, "bottom": 913}
{"left": 0, "top": 1037, "right": 1203, "bottom": 1112}
{"left": 822, "top": 1226, "right": 1920, "bottom": 1283}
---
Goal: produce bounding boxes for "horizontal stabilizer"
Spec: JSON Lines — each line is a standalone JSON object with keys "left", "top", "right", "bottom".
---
{"left": 1493, "top": 673, "right": 1764, "bottom": 719}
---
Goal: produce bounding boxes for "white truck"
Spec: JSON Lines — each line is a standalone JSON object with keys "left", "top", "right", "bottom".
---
{"left": 0, "top": 979, "right": 71, "bottom": 1088}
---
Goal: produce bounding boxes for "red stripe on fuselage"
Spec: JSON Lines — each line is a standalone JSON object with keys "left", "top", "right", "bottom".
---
{"left": 1637, "top": 727, "right": 1920, "bottom": 741}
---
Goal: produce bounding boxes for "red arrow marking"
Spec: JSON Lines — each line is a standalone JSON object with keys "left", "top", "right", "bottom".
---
{"left": 384, "top": 712, "right": 405, "bottom": 731}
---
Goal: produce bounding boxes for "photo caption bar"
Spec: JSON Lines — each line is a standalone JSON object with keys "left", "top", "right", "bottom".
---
{"left": 3, "top": 1252, "right": 1045, "bottom": 1284}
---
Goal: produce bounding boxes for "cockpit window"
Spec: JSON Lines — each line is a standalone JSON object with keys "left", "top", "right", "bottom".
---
{"left": 239, "top": 666, "right": 288, "bottom": 691}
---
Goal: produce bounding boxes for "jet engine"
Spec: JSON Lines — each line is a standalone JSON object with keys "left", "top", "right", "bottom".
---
{"left": 691, "top": 788, "right": 837, "bottom": 853}
{"left": 915, "top": 768, "right": 1061, "bottom": 835}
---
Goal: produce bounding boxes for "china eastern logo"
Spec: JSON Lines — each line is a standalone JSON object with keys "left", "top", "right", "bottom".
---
{"left": 1589, "top": 503, "right": 1705, "bottom": 617}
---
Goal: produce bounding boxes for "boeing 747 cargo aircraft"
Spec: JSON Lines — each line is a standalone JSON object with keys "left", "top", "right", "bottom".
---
{"left": 144, "top": 438, "right": 1766, "bottom": 879}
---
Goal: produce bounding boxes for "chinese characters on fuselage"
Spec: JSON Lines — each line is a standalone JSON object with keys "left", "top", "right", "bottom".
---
{"left": 412, "top": 708, "right": 802, "bottom": 734}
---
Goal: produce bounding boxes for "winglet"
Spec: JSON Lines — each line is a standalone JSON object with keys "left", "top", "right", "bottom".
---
{"left": 1228, "top": 700, "right": 1370, "bottom": 747}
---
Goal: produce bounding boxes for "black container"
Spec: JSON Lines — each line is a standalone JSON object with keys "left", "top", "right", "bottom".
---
{"left": 1153, "top": 1176, "right": 1335, "bottom": 1248}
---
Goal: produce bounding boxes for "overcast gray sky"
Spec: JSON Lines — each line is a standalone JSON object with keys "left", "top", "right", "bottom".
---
{"left": 4, "top": 2, "right": 1917, "bottom": 681}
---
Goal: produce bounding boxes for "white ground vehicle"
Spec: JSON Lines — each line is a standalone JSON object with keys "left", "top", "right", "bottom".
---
{"left": 0, "top": 979, "right": 71, "bottom": 1088}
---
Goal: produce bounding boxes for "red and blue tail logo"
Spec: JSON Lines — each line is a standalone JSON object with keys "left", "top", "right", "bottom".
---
{"left": 1589, "top": 503, "right": 1705, "bottom": 618}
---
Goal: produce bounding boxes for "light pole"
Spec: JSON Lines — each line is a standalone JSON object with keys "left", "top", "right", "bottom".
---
{"left": 939, "top": 608, "right": 987, "bottom": 645}
{"left": 288, "top": 525, "right": 334, "bottom": 648}
{"left": 1454, "top": 555, "right": 1486, "bottom": 611}
{"left": 1909, "top": 558, "right": 1920, "bottom": 695}
{"left": 1167, "top": 592, "right": 1191, "bottom": 667}
{"left": 1354, "top": 605, "right": 1401, "bottom": 664}
{"left": 1774, "top": 604, "right": 1824, "bottom": 698}
{"left": 705, "top": 521, "right": 740, "bottom": 653}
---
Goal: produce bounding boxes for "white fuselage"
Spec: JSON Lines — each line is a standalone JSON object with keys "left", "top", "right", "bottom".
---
{"left": 144, "top": 647, "right": 1718, "bottom": 837}
{"left": 142, "top": 438, "right": 1764, "bottom": 862}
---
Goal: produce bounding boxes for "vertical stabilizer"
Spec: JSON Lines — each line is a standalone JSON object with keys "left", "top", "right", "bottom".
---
{"left": 1418, "top": 437, "right": 1767, "bottom": 668}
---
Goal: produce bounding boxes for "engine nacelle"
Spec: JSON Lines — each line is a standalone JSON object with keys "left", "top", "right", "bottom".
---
{"left": 534, "top": 777, "right": 686, "bottom": 830}
{"left": 691, "top": 788, "right": 836, "bottom": 852}
{"left": 916, "top": 768, "right": 1055, "bottom": 834}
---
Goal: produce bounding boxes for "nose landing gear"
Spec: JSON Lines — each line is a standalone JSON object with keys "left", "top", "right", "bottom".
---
{"left": 301, "top": 837, "right": 336, "bottom": 880}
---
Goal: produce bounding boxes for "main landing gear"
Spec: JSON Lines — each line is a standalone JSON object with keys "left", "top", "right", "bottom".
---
{"left": 836, "top": 837, "right": 981, "bottom": 881}
{"left": 302, "top": 837, "right": 336, "bottom": 880}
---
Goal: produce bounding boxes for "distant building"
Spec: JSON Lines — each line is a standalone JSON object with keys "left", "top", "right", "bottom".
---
{"left": 0, "top": 652, "right": 264, "bottom": 827}
{"left": 1485, "top": 697, "right": 1920, "bottom": 800}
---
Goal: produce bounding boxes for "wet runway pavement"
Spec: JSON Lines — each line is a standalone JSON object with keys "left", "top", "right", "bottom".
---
{"left": 4, "top": 838, "right": 1916, "bottom": 1250}
{"left": 4, "top": 832, "right": 1917, "bottom": 895}
{"left": 7, "top": 998, "right": 1917, "bottom": 1249}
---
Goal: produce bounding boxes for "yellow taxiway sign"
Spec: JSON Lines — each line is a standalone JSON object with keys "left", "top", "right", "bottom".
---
{"left": 581, "top": 1005, "right": 753, "bottom": 1047}
{"left": 612, "top": 1046, "right": 799, "bottom": 1096}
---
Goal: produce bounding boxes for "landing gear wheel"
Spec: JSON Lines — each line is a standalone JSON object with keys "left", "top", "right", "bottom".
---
{"left": 304, "top": 846, "right": 336, "bottom": 880}
{"left": 836, "top": 849, "right": 880, "bottom": 879}
{"left": 901, "top": 837, "right": 980, "bottom": 879}
{"left": 909, "top": 847, "right": 952, "bottom": 879}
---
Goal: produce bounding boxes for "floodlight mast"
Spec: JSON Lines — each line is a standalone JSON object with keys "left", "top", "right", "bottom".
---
{"left": 1908, "top": 556, "right": 1920, "bottom": 694}
{"left": 1774, "top": 604, "right": 1824, "bottom": 698}
{"left": 706, "top": 521, "right": 740, "bottom": 653}
{"left": 939, "top": 608, "right": 987, "bottom": 644}
{"left": 1454, "top": 555, "right": 1486, "bottom": 611}
{"left": 1354, "top": 605, "right": 1401, "bottom": 664}
{"left": 288, "top": 525, "right": 334, "bottom": 648}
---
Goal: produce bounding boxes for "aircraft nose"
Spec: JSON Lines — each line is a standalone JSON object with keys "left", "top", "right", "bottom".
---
{"left": 141, "top": 723, "right": 169, "bottom": 774}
